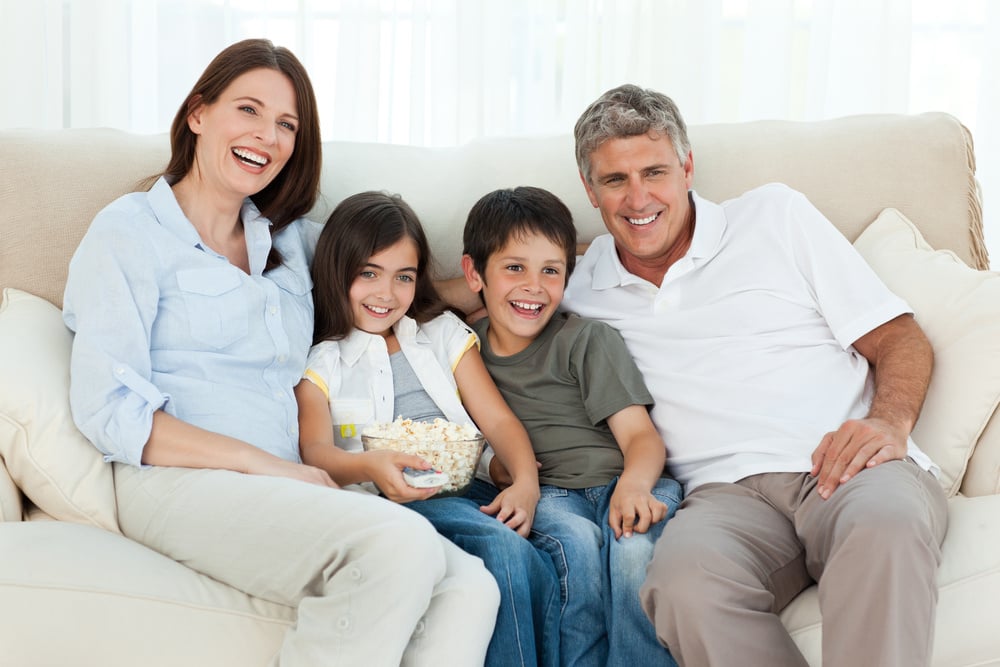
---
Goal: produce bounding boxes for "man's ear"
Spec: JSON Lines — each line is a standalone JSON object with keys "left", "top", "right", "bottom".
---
{"left": 461, "top": 254, "right": 484, "bottom": 293}
{"left": 580, "top": 170, "right": 599, "bottom": 208}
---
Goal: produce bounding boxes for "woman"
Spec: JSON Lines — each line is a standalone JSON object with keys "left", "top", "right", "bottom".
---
{"left": 62, "top": 39, "right": 498, "bottom": 666}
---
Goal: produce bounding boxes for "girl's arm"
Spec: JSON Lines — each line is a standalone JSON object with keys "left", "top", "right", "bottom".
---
{"left": 294, "top": 380, "right": 437, "bottom": 502}
{"left": 453, "top": 346, "right": 540, "bottom": 537}
{"left": 144, "top": 411, "right": 336, "bottom": 487}
{"left": 605, "top": 404, "right": 669, "bottom": 539}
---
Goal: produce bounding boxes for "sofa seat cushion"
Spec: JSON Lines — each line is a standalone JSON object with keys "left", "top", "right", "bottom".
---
{"left": 0, "top": 521, "right": 293, "bottom": 666}
{"left": 853, "top": 209, "right": 1000, "bottom": 496}
{"left": 779, "top": 493, "right": 1000, "bottom": 665}
{"left": 0, "top": 288, "right": 119, "bottom": 530}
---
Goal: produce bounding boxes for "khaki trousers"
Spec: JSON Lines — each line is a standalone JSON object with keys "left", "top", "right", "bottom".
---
{"left": 640, "top": 459, "right": 948, "bottom": 667}
{"left": 114, "top": 464, "right": 499, "bottom": 666}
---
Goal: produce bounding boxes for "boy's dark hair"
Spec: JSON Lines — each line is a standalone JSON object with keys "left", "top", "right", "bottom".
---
{"left": 462, "top": 186, "right": 577, "bottom": 284}
{"left": 312, "top": 191, "right": 447, "bottom": 344}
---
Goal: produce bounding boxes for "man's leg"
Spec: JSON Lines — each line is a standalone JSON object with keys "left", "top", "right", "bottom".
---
{"left": 639, "top": 479, "right": 812, "bottom": 667}
{"left": 602, "top": 476, "right": 682, "bottom": 667}
{"left": 529, "top": 485, "right": 608, "bottom": 667}
{"left": 796, "top": 459, "right": 948, "bottom": 667}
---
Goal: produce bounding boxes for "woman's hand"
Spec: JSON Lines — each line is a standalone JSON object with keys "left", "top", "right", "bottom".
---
{"left": 362, "top": 450, "right": 442, "bottom": 503}
{"left": 479, "top": 479, "right": 540, "bottom": 537}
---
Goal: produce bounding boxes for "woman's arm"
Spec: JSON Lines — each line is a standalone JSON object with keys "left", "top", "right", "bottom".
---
{"left": 453, "top": 346, "right": 540, "bottom": 536}
{"left": 294, "top": 380, "right": 437, "bottom": 501}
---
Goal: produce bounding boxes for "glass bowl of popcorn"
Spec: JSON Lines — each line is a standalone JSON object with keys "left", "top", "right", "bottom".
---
{"left": 361, "top": 418, "right": 486, "bottom": 498}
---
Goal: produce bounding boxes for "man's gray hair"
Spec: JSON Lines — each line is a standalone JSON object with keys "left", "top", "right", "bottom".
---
{"left": 574, "top": 84, "right": 691, "bottom": 184}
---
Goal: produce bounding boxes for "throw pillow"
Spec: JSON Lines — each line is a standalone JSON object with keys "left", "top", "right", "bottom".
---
{"left": 0, "top": 288, "right": 119, "bottom": 531}
{"left": 853, "top": 208, "right": 1000, "bottom": 496}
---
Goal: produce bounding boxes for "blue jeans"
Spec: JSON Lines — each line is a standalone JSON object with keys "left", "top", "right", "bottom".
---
{"left": 529, "top": 476, "right": 682, "bottom": 667}
{"left": 407, "top": 479, "right": 561, "bottom": 667}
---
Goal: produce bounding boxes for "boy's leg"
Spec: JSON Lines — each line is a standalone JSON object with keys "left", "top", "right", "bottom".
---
{"left": 113, "top": 463, "right": 490, "bottom": 666}
{"left": 407, "top": 480, "right": 561, "bottom": 667}
{"left": 529, "top": 485, "right": 608, "bottom": 667}
{"left": 599, "top": 476, "right": 682, "bottom": 667}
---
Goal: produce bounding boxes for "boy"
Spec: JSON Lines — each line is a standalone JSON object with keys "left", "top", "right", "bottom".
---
{"left": 461, "top": 186, "right": 681, "bottom": 667}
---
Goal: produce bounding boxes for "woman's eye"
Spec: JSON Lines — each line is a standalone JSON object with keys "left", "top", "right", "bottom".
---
{"left": 239, "top": 105, "right": 257, "bottom": 115}
{"left": 279, "top": 121, "right": 297, "bottom": 132}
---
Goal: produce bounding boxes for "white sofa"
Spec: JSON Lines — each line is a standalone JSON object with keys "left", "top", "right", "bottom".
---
{"left": 1, "top": 114, "right": 999, "bottom": 666}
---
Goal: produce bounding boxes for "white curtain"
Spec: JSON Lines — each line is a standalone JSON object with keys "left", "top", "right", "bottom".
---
{"left": 1, "top": 0, "right": 996, "bottom": 264}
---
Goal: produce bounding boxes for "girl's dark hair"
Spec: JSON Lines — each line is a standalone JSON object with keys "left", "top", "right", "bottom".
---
{"left": 463, "top": 186, "right": 577, "bottom": 283}
{"left": 164, "top": 38, "right": 322, "bottom": 271}
{"left": 312, "top": 191, "right": 448, "bottom": 344}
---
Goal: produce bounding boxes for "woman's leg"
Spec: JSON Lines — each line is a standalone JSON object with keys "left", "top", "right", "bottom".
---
{"left": 114, "top": 464, "right": 489, "bottom": 666}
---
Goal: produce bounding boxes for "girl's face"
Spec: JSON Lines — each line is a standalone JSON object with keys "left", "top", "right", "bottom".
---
{"left": 350, "top": 238, "right": 420, "bottom": 337}
{"left": 186, "top": 67, "right": 299, "bottom": 200}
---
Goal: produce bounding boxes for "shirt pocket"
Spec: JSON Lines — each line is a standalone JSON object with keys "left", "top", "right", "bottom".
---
{"left": 330, "top": 398, "right": 375, "bottom": 449}
{"left": 176, "top": 267, "right": 249, "bottom": 349}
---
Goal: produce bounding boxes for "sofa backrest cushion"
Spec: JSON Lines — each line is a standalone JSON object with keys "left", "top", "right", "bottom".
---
{"left": 0, "top": 288, "right": 119, "bottom": 530}
{"left": 854, "top": 209, "right": 1000, "bottom": 496}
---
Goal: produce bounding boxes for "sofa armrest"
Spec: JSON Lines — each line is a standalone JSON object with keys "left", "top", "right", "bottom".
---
{"left": 0, "top": 455, "right": 24, "bottom": 522}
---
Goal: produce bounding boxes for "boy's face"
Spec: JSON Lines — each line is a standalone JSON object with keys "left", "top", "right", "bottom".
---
{"left": 461, "top": 230, "right": 567, "bottom": 356}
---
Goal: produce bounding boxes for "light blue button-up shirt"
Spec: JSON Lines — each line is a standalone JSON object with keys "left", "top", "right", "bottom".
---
{"left": 63, "top": 177, "right": 316, "bottom": 466}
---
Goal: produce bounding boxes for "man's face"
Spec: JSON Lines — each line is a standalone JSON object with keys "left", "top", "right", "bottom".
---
{"left": 581, "top": 133, "right": 694, "bottom": 283}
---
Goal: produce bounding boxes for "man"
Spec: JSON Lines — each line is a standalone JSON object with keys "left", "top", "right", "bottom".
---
{"left": 563, "top": 84, "right": 948, "bottom": 666}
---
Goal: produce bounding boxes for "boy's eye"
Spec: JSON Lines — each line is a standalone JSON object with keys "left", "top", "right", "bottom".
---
{"left": 504, "top": 264, "right": 524, "bottom": 273}
{"left": 542, "top": 267, "right": 560, "bottom": 275}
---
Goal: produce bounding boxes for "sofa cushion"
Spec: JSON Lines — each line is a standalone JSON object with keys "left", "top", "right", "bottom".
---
{"left": 853, "top": 209, "right": 1000, "bottom": 496}
{"left": 0, "top": 460, "right": 22, "bottom": 522}
{"left": 0, "top": 521, "right": 292, "bottom": 666}
{"left": 0, "top": 288, "right": 119, "bottom": 531}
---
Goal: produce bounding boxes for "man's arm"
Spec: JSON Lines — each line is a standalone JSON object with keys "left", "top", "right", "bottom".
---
{"left": 812, "top": 313, "right": 933, "bottom": 498}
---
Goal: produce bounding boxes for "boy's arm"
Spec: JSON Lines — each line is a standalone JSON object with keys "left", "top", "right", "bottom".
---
{"left": 453, "top": 346, "right": 540, "bottom": 537}
{"left": 606, "top": 404, "right": 669, "bottom": 539}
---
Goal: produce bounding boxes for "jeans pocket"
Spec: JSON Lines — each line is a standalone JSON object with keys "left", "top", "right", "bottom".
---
{"left": 539, "top": 485, "right": 570, "bottom": 500}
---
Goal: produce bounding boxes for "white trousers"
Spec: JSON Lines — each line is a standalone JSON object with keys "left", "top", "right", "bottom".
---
{"left": 114, "top": 464, "right": 499, "bottom": 666}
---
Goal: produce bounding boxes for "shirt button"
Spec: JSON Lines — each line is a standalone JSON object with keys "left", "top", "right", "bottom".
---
{"left": 277, "top": 355, "right": 287, "bottom": 363}
{"left": 273, "top": 391, "right": 282, "bottom": 399}
{"left": 115, "top": 367, "right": 125, "bottom": 375}
{"left": 269, "top": 306, "right": 278, "bottom": 315}
{"left": 349, "top": 567, "right": 362, "bottom": 580}
{"left": 337, "top": 616, "right": 351, "bottom": 630}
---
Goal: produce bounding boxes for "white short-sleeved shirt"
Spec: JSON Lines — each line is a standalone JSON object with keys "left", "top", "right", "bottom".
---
{"left": 564, "top": 184, "right": 938, "bottom": 491}
{"left": 303, "top": 311, "right": 478, "bottom": 454}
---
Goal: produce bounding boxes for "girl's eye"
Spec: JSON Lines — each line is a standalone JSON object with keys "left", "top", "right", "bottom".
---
{"left": 397, "top": 274, "right": 415, "bottom": 283}
{"left": 359, "top": 270, "right": 376, "bottom": 279}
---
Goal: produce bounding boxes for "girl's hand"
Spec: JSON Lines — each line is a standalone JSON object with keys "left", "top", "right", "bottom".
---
{"left": 608, "top": 479, "right": 668, "bottom": 539}
{"left": 479, "top": 480, "right": 540, "bottom": 537}
{"left": 245, "top": 457, "right": 339, "bottom": 488}
{"left": 363, "top": 450, "right": 441, "bottom": 503}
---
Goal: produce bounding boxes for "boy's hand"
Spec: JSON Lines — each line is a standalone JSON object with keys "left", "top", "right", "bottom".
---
{"left": 363, "top": 450, "right": 440, "bottom": 503}
{"left": 608, "top": 480, "right": 668, "bottom": 539}
{"left": 479, "top": 480, "right": 540, "bottom": 537}
{"left": 489, "top": 456, "right": 542, "bottom": 490}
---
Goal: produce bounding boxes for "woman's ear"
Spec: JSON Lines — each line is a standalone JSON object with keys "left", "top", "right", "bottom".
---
{"left": 186, "top": 94, "right": 206, "bottom": 135}
{"left": 461, "top": 254, "right": 484, "bottom": 293}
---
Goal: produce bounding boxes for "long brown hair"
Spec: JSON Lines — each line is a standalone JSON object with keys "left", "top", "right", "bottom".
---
{"left": 165, "top": 38, "right": 322, "bottom": 270}
{"left": 311, "top": 191, "right": 448, "bottom": 345}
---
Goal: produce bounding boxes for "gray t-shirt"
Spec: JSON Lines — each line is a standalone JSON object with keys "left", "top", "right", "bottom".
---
{"left": 473, "top": 312, "right": 656, "bottom": 488}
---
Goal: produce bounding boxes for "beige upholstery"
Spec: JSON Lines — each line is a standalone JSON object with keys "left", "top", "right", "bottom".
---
{"left": 1, "top": 114, "right": 998, "bottom": 665}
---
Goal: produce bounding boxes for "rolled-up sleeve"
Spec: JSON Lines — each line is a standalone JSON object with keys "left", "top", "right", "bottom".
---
{"left": 63, "top": 208, "right": 169, "bottom": 466}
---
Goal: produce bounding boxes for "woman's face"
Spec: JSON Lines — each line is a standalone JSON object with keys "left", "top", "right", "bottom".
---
{"left": 349, "top": 238, "right": 420, "bottom": 337}
{"left": 186, "top": 67, "right": 299, "bottom": 199}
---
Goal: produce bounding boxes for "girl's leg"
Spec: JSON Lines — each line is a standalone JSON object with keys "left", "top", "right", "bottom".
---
{"left": 528, "top": 485, "right": 607, "bottom": 667}
{"left": 114, "top": 464, "right": 489, "bottom": 666}
{"left": 408, "top": 480, "right": 561, "bottom": 667}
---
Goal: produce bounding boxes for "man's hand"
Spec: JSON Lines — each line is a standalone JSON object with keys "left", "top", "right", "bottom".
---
{"left": 811, "top": 417, "right": 908, "bottom": 498}
{"left": 608, "top": 480, "right": 668, "bottom": 539}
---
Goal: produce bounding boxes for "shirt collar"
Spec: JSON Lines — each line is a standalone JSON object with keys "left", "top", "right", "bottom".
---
{"left": 147, "top": 176, "right": 273, "bottom": 275}
{"left": 589, "top": 189, "right": 726, "bottom": 290}
{"left": 338, "top": 315, "right": 423, "bottom": 366}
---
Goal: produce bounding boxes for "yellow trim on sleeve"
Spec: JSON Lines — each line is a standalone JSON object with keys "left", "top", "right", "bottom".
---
{"left": 303, "top": 369, "right": 330, "bottom": 400}
{"left": 452, "top": 333, "right": 479, "bottom": 372}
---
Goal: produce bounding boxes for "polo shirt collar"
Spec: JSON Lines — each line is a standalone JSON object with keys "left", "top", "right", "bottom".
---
{"left": 338, "top": 315, "right": 427, "bottom": 366}
{"left": 589, "top": 189, "right": 727, "bottom": 290}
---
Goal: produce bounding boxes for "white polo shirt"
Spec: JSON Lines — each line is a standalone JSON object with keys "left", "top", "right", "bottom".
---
{"left": 564, "top": 184, "right": 937, "bottom": 491}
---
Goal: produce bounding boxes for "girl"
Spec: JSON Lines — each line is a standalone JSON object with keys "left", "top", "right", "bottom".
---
{"left": 63, "top": 40, "right": 497, "bottom": 665}
{"left": 295, "top": 191, "right": 560, "bottom": 667}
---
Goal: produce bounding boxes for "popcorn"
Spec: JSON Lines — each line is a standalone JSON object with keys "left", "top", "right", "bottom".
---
{"left": 362, "top": 418, "right": 485, "bottom": 495}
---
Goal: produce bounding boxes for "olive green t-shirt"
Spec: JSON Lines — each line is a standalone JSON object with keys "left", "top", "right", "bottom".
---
{"left": 473, "top": 312, "right": 655, "bottom": 488}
